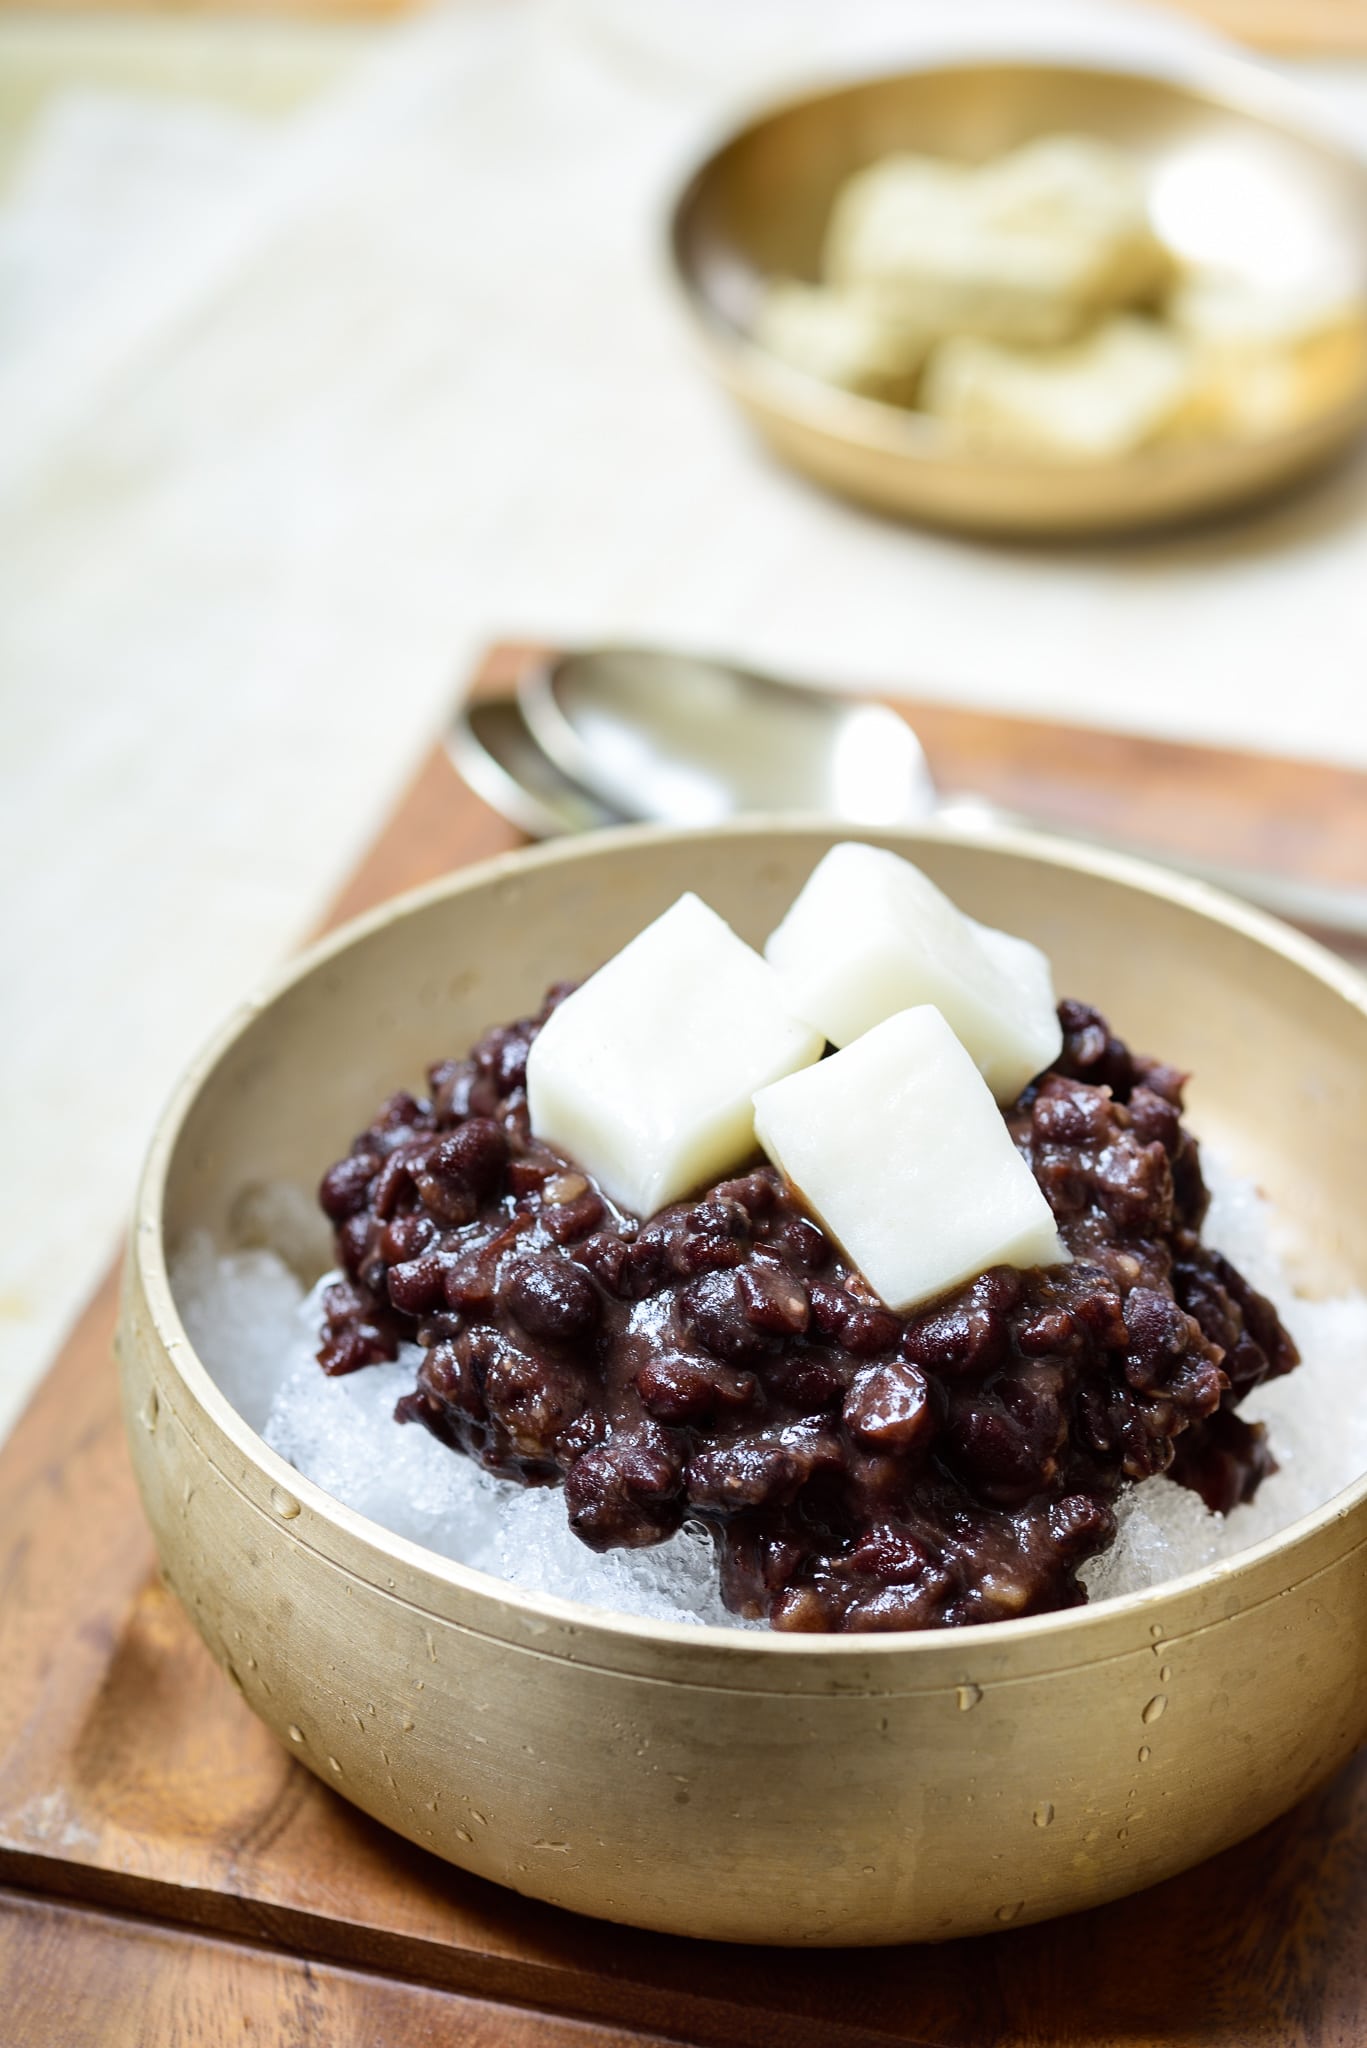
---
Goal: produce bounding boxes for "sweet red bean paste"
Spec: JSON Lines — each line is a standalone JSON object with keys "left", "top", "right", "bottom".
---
{"left": 316, "top": 992, "right": 1297, "bottom": 1632}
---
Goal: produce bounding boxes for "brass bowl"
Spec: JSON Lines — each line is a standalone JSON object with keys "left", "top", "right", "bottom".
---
{"left": 668, "top": 60, "right": 1367, "bottom": 536}
{"left": 117, "top": 822, "right": 1367, "bottom": 1944}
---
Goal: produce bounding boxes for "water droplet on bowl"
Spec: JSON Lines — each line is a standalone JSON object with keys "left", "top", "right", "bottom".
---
{"left": 1142, "top": 1694, "right": 1168, "bottom": 1725}
{"left": 270, "top": 1485, "right": 301, "bottom": 1520}
{"left": 1138, "top": 1745, "right": 1151, "bottom": 1763}
{"left": 288, "top": 1726, "right": 305, "bottom": 1744}
{"left": 956, "top": 1684, "right": 983, "bottom": 1712}
{"left": 1033, "top": 1803, "right": 1054, "bottom": 1829}
{"left": 996, "top": 1901, "right": 1023, "bottom": 1924}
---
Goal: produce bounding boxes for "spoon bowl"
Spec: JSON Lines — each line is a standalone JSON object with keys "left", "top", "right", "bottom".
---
{"left": 518, "top": 646, "right": 936, "bottom": 828}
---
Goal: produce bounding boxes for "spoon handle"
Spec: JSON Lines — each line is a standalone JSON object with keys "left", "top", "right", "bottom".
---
{"left": 936, "top": 793, "right": 1367, "bottom": 950}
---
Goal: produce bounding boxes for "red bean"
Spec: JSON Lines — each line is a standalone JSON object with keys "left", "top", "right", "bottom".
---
{"left": 310, "top": 987, "right": 1296, "bottom": 1633}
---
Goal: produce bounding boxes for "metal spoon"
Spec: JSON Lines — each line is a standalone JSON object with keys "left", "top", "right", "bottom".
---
{"left": 519, "top": 647, "right": 938, "bottom": 828}
{"left": 451, "top": 648, "right": 1367, "bottom": 945}
{"left": 448, "top": 694, "right": 619, "bottom": 839}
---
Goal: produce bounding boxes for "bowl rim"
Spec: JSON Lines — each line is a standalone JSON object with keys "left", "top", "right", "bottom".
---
{"left": 665, "top": 50, "right": 1367, "bottom": 480}
{"left": 133, "top": 814, "right": 1367, "bottom": 1664}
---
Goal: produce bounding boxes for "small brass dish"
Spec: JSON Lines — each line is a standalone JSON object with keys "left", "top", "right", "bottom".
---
{"left": 118, "top": 822, "right": 1367, "bottom": 1944}
{"left": 668, "top": 60, "right": 1367, "bottom": 536}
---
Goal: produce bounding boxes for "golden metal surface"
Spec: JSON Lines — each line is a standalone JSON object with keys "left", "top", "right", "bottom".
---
{"left": 669, "top": 61, "right": 1367, "bottom": 536}
{"left": 118, "top": 822, "right": 1367, "bottom": 1943}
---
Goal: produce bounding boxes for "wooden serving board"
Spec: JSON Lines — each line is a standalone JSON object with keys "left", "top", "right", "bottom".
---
{"left": 3, "top": 643, "right": 1366, "bottom": 2048}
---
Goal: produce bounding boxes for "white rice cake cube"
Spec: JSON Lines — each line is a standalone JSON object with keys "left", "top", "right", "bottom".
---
{"left": 526, "top": 893, "right": 824, "bottom": 1219}
{"left": 1169, "top": 270, "right": 1367, "bottom": 438}
{"left": 919, "top": 316, "right": 1195, "bottom": 459}
{"left": 824, "top": 135, "right": 1170, "bottom": 348}
{"left": 975, "top": 134, "right": 1166, "bottom": 289}
{"left": 764, "top": 841, "right": 1061, "bottom": 1104}
{"left": 1169, "top": 269, "right": 1364, "bottom": 354}
{"left": 752, "top": 277, "right": 928, "bottom": 402}
{"left": 753, "top": 1006, "right": 1068, "bottom": 1314}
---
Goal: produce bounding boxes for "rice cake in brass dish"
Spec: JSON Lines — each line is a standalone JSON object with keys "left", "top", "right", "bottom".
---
{"left": 117, "top": 822, "right": 1367, "bottom": 1945}
{"left": 668, "top": 61, "right": 1367, "bottom": 536}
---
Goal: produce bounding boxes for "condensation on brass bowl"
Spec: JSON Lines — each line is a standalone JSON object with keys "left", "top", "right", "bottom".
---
{"left": 117, "top": 822, "right": 1367, "bottom": 1946}
{"left": 668, "top": 61, "right": 1367, "bottom": 537}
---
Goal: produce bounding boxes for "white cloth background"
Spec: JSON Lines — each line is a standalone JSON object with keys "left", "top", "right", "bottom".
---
{"left": 2, "top": 0, "right": 1366, "bottom": 1441}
